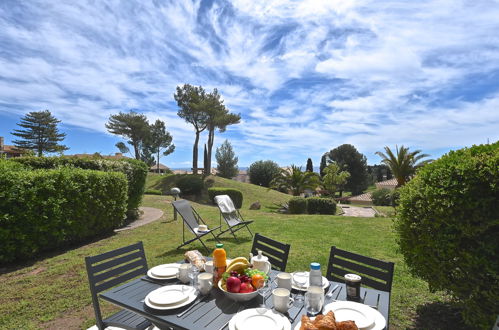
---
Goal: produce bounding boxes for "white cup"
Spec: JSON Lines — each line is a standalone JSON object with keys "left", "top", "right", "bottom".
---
{"left": 197, "top": 273, "right": 213, "bottom": 295}
{"left": 276, "top": 272, "right": 292, "bottom": 291}
{"left": 178, "top": 264, "right": 190, "bottom": 283}
{"left": 204, "top": 260, "right": 214, "bottom": 274}
{"left": 273, "top": 288, "right": 294, "bottom": 313}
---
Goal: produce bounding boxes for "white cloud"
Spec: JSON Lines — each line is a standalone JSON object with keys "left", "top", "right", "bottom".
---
{"left": 0, "top": 0, "right": 498, "bottom": 165}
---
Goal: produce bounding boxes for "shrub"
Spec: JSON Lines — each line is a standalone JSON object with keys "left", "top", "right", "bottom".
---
{"left": 394, "top": 142, "right": 499, "bottom": 328}
{"left": 390, "top": 189, "right": 400, "bottom": 207}
{"left": 0, "top": 163, "right": 128, "bottom": 263}
{"left": 371, "top": 188, "right": 392, "bottom": 206}
{"left": 307, "top": 197, "right": 336, "bottom": 214}
{"left": 288, "top": 197, "right": 307, "bottom": 214}
{"left": 11, "top": 156, "right": 148, "bottom": 213}
{"left": 177, "top": 175, "right": 204, "bottom": 196}
{"left": 145, "top": 189, "right": 162, "bottom": 195}
{"left": 208, "top": 188, "right": 243, "bottom": 209}
{"left": 248, "top": 160, "right": 281, "bottom": 187}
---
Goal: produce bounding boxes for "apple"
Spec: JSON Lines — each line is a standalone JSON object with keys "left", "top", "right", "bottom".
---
{"left": 239, "top": 282, "right": 254, "bottom": 293}
{"left": 226, "top": 276, "right": 241, "bottom": 293}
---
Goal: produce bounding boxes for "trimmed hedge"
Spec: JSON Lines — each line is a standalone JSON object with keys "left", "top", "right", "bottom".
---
{"left": 11, "top": 156, "right": 148, "bottom": 212}
{"left": 0, "top": 164, "right": 128, "bottom": 263}
{"left": 395, "top": 142, "right": 499, "bottom": 328}
{"left": 307, "top": 197, "right": 337, "bottom": 214}
{"left": 288, "top": 197, "right": 307, "bottom": 214}
{"left": 144, "top": 189, "right": 162, "bottom": 195}
{"left": 208, "top": 188, "right": 243, "bottom": 209}
{"left": 177, "top": 175, "right": 204, "bottom": 196}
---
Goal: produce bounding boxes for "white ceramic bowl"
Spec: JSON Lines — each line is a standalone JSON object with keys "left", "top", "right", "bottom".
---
{"left": 218, "top": 279, "right": 260, "bottom": 302}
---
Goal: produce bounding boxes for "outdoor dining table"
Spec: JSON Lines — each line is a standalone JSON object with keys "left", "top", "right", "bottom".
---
{"left": 100, "top": 267, "right": 389, "bottom": 330}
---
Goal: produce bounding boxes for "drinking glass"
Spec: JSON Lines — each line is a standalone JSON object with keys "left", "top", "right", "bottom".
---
{"left": 187, "top": 264, "right": 199, "bottom": 290}
{"left": 257, "top": 279, "right": 271, "bottom": 307}
{"left": 293, "top": 272, "right": 307, "bottom": 303}
{"left": 305, "top": 286, "right": 324, "bottom": 316}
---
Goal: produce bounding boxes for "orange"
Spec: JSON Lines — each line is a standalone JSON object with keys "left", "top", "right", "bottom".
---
{"left": 251, "top": 274, "right": 264, "bottom": 289}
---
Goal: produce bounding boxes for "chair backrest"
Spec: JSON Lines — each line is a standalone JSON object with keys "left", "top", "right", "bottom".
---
{"left": 251, "top": 233, "right": 291, "bottom": 272}
{"left": 326, "top": 246, "right": 394, "bottom": 292}
{"left": 172, "top": 199, "right": 200, "bottom": 231}
{"left": 214, "top": 195, "right": 237, "bottom": 213}
{"left": 85, "top": 242, "right": 148, "bottom": 329}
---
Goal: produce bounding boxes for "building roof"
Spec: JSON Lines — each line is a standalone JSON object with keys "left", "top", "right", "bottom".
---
{"left": 150, "top": 163, "right": 170, "bottom": 170}
{"left": 348, "top": 192, "right": 373, "bottom": 202}
{"left": 375, "top": 178, "right": 398, "bottom": 187}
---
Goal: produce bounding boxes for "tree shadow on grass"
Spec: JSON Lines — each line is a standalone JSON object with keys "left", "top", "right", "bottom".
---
{"left": 409, "top": 301, "right": 477, "bottom": 330}
{"left": 159, "top": 235, "right": 252, "bottom": 259}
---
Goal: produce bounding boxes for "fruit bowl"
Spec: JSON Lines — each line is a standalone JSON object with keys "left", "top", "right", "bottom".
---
{"left": 218, "top": 279, "right": 260, "bottom": 302}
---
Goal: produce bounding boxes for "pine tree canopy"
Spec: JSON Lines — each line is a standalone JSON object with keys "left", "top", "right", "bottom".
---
{"left": 11, "top": 110, "right": 68, "bottom": 156}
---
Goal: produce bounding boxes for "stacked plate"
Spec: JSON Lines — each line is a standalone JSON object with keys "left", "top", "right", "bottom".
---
{"left": 147, "top": 263, "right": 181, "bottom": 280}
{"left": 291, "top": 271, "right": 329, "bottom": 291}
{"left": 293, "top": 301, "right": 386, "bottom": 330}
{"left": 229, "top": 308, "right": 291, "bottom": 330}
{"left": 144, "top": 285, "right": 197, "bottom": 310}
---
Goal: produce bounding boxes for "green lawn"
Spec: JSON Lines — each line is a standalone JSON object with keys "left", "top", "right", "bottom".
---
{"left": 0, "top": 192, "right": 465, "bottom": 329}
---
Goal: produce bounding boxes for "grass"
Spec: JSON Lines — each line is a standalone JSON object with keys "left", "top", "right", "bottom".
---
{"left": 0, "top": 178, "right": 467, "bottom": 329}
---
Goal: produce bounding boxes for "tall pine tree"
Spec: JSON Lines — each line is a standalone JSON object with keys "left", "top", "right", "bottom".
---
{"left": 216, "top": 139, "right": 239, "bottom": 178}
{"left": 12, "top": 110, "right": 68, "bottom": 156}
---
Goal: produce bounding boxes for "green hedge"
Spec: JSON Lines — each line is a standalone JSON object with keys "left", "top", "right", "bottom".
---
{"left": 11, "top": 156, "right": 148, "bottom": 212}
{"left": 0, "top": 164, "right": 128, "bottom": 263}
{"left": 371, "top": 188, "right": 392, "bottom": 206}
{"left": 288, "top": 197, "right": 307, "bottom": 214}
{"left": 177, "top": 175, "right": 204, "bottom": 196}
{"left": 144, "top": 189, "right": 162, "bottom": 195}
{"left": 395, "top": 142, "right": 499, "bottom": 328}
{"left": 208, "top": 188, "right": 243, "bottom": 209}
{"left": 307, "top": 197, "right": 337, "bottom": 214}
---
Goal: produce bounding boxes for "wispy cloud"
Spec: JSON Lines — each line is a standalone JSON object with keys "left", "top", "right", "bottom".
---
{"left": 0, "top": 0, "right": 498, "bottom": 166}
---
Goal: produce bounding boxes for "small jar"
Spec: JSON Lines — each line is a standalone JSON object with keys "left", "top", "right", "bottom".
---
{"left": 344, "top": 274, "right": 361, "bottom": 301}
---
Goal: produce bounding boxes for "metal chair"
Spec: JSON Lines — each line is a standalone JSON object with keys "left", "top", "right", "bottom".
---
{"left": 85, "top": 242, "right": 151, "bottom": 330}
{"left": 172, "top": 199, "right": 221, "bottom": 253}
{"left": 214, "top": 195, "right": 253, "bottom": 239}
{"left": 250, "top": 233, "right": 291, "bottom": 271}
{"left": 326, "top": 246, "right": 395, "bottom": 326}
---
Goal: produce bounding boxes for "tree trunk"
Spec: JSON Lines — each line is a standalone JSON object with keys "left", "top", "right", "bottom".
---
{"left": 192, "top": 131, "right": 200, "bottom": 174}
{"left": 207, "top": 127, "right": 215, "bottom": 175}
{"left": 133, "top": 142, "right": 140, "bottom": 160}
{"left": 157, "top": 149, "right": 160, "bottom": 173}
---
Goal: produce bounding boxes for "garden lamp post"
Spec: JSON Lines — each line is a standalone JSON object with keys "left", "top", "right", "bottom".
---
{"left": 171, "top": 187, "right": 180, "bottom": 221}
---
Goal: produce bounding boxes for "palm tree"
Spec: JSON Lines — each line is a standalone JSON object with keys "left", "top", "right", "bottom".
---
{"left": 375, "top": 145, "right": 431, "bottom": 187}
{"left": 270, "top": 165, "right": 321, "bottom": 196}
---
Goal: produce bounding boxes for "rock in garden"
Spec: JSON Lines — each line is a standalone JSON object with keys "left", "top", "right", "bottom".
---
{"left": 249, "top": 201, "right": 261, "bottom": 210}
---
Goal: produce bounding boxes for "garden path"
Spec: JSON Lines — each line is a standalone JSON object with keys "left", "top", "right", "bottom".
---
{"left": 114, "top": 207, "right": 164, "bottom": 232}
{"left": 338, "top": 205, "right": 376, "bottom": 217}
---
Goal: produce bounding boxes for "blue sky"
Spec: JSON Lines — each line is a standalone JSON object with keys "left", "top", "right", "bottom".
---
{"left": 1, "top": 0, "right": 498, "bottom": 167}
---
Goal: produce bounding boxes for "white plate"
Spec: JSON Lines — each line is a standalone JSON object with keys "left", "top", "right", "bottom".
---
{"left": 229, "top": 308, "right": 291, "bottom": 330}
{"left": 150, "top": 264, "right": 180, "bottom": 278}
{"left": 291, "top": 272, "right": 329, "bottom": 291}
{"left": 144, "top": 285, "right": 197, "bottom": 310}
{"left": 323, "top": 301, "right": 377, "bottom": 329}
{"left": 147, "top": 263, "right": 180, "bottom": 280}
{"left": 147, "top": 285, "right": 190, "bottom": 305}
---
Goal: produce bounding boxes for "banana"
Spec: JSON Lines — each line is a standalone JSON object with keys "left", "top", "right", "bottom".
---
{"left": 226, "top": 261, "right": 247, "bottom": 274}
{"left": 226, "top": 257, "right": 249, "bottom": 270}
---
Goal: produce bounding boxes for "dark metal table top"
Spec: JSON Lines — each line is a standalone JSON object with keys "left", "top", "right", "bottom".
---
{"left": 100, "top": 269, "right": 389, "bottom": 330}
